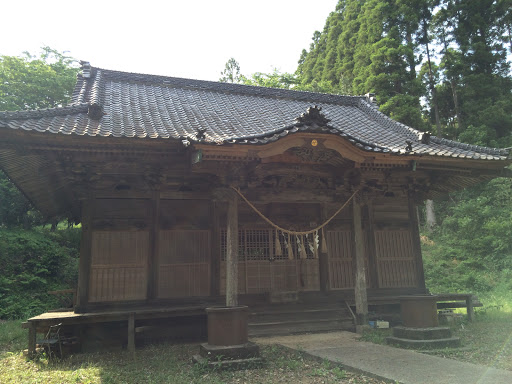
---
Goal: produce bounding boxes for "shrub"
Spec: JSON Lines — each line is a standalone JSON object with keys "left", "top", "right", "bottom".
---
{"left": 0, "top": 228, "right": 79, "bottom": 319}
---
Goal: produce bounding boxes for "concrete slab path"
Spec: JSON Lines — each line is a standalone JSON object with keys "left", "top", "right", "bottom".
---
{"left": 253, "top": 331, "right": 512, "bottom": 384}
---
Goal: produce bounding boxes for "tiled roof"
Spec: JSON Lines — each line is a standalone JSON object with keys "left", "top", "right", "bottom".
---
{"left": 0, "top": 64, "right": 509, "bottom": 161}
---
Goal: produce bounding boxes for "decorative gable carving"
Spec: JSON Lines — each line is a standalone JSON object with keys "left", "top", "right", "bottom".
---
{"left": 294, "top": 106, "right": 331, "bottom": 125}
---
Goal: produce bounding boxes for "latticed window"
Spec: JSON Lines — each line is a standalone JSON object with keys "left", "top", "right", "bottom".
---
{"left": 220, "top": 229, "right": 245, "bottom": 261}
{"left": 220, "top": 229, "right": 317, "bottom": 261}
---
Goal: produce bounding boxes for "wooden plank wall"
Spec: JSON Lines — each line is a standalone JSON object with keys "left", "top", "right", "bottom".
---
{"left": 326, "top": 197, "right": 421, "bottom": 290}
{"left": 220, "top": 260, "right": 319, "bottom": 294}
{"left": 374, "top": 230, "right": 417, "bottom": 288}
{"left": 297, "top": 260, "right": 320, "bottom": 291}
{"left": 88, "top": 198, "right": 214, "bottom": 303}
{"left": 326, "top": 230, "right": 370, "bottom": 289}
{"left": 372, "top": 198, "right": 419, "bottom": 288}
{"left": 327, "top": 230, "right": 354, "bottom": 289}
{"left": 89, "top": 198, "right": 151, "bottom": 303}
{"left": 89, "top": 230, "right": 149, "bottom": 302}
{"left": 157, "top": 230, "right": 211, "bottom": 298}
{"left": 270, "top": 261, "right": 299, "bottom": 292}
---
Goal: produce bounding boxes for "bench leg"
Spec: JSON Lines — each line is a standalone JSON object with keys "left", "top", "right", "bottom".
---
{"left": 466, "top": 297, "right": 474, "bottom": 322}
{"left": 28, "top": 323, "right": 36, "bottom": 358}
{"left": 128, "top": 313, "right": 135, "bottom": 353}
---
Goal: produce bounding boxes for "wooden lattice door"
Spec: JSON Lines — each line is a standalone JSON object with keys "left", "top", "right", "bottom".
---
{"left": 220, "top": 229, "right": 319, "bottom": 294}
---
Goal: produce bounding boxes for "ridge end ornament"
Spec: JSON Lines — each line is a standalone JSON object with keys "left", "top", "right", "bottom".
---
{"left": 295, "top": 106, "right": 331, "bottom": 125}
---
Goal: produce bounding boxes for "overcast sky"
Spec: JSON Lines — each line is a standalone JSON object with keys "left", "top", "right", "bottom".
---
{"left": 2, "top": 0, "right": 338, "bottom": 81}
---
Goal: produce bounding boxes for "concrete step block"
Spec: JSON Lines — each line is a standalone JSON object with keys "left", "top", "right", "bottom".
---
{"left": 386, "top": 336, "right": 461, "bottom": 349}
{"left": 392, "top": 326, "right": 453, "bottom": 340}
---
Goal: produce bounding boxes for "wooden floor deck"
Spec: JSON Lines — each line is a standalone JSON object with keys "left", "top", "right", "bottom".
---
{"left": 23, "top": 291, "right": 479, "bottom": 356}
{"left": 23, "top": 305, "right": 210, "bottom": 356}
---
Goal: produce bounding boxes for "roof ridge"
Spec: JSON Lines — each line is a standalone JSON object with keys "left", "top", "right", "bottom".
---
{"left": 93, "top": 66, "right": 365, "bottom": 105}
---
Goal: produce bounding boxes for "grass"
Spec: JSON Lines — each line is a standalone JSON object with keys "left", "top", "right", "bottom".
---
{"left": 0, "top": 321, "right": 389, "bottom": 384}
{"left": 425, "top": 309, "right": 512, "bottom": 370}
{"left": 359, "top": 308, "right": 512, "bottom": 371}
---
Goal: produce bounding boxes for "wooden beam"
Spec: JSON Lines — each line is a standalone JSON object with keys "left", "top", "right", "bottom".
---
{"left": 240, "top": 189, "right": 342, "bottom": 203}
{"left": 76, "top": 198, "right": 92, "bottom": 313}
{"left": 353, "top": 199, "right": 368, "bottom": 332}
{"left": 226, "top": 192, "right": 239, "bottom": 307}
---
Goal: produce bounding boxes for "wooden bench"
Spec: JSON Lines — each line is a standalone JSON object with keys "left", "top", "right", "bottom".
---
{"left": 345, "top": 293, "right": 482, "bottom": 322}
{"left": 434, "top": 293, "right": 482, "bottom": 321}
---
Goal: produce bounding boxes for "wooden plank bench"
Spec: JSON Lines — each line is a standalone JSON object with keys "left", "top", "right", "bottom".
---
{"left": 22, "top": 305, "right": 207, "bottom": 357}
{"left": 345, "top": 293, "right": 482, "bottom": 322}
{"left": 434, "top": 293, "right": 482, "bottom": 321}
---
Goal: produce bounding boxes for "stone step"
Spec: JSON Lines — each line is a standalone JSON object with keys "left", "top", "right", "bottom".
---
{"left": 392, "top": 326, "right": 453, "bottom": 340}
{"left": 250, "top": 309, "right": 347, "bottom": 324}
{"left": 193, "top": 354, "right": 264, "bottom": 370}
{"left": 249, "top": 319, "right": 355, "bottom": 337}
{"left": 250, "top": 316, "right": 345, "bottom": 327}
{"left": 386, "top": 336, "right": 461, "bottom": 349}
{"left": 247, "top": 301, "right": 354, "bottom": 337}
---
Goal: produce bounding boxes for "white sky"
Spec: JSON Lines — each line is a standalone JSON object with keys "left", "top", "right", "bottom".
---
{"left": 1, "top": 0, "right": 338, "bottom": 81}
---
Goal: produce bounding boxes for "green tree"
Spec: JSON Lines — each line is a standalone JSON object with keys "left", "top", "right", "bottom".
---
{"left": 0, "top": 47, "right": 78, "bottom": 111}
{"left": 423, "top": 177, "right": 512, "bottom": 297}
{"left": 219, "top": 57, "right": 243, "bottom": 84}
{"left": 434, "top": 0, "right": 512, "bottom": 146}
{"left": 0, "top": 48, "right": 78, "bottom": 228}
{"left": 0, "top": 171, "right": 42, "bottom": 228}
{"left": 298, "top": 0, "right": 427, "bottom": 129}
{"left": 241, "top": 68, "right": 298, "bottom": 89}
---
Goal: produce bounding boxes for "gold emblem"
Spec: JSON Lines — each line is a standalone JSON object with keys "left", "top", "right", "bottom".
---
{"left": 311, "top": 139, "right": 318, "bottom": 147}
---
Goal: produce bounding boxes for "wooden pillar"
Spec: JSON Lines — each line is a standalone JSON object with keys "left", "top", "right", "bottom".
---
{"left": 319, "top": 205, "right": 329, "bottom": 293}
{"left": 409, "top": 197, "right": 426, "bottom": 292}
{"left": 28, "top": 322, "right": 36, "bottom": 357}
{"left": 76, "top": 198, "right": 92, "bottom": 313}
{"left": 466, "top": 296, "right": 474, "bottom": 322}
{"left": 127, "top": 313, "right": 135, "bottom": 353}
{"left": 210, "top": 201, "right": 221, "bottom": 296}
{"left": 364, "top": 203, "right": 379, "bottom": 289}
{"left": 148, "top": 191, "right": 160, "bottom": 300}
{"left": 353, "top": 199, "right": 368, "bottom": 332}
{"left": 226, "top": 193, "right": 239, "bottom": 307}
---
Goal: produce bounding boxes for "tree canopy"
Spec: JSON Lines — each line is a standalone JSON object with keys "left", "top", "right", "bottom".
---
{"left": 0, "top": 48, "right": 79, "bottom": 228}
{"left": 0, "top": 47, "right": 79, "bottom": 111}
{"left": 296, "top": 0, "right": 512, "bottom": 147}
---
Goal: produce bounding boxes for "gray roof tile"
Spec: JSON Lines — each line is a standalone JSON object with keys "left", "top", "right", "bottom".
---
{"left": 0, "top": 65, "right": 509, "bottom": 160}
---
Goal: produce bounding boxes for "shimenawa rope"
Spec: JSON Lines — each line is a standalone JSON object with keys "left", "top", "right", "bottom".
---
{"left": 230, "top": 186, "right": 359, "bottom": 236}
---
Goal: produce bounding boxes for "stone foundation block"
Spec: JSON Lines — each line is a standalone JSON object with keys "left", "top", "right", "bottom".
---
{"left": 199, "top": 342, "right": 260, "bottom": 360}
{"left": 392, "top": 326, "right": 452, "bottom": 340}
{"left": 386, "top": 336, "right": 461, "bottom": 349}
